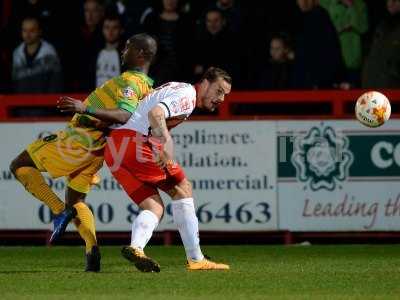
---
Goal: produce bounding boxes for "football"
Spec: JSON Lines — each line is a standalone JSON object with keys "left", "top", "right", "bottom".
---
{"left": 355, "top": 91, "right": 391, "bottom": 128}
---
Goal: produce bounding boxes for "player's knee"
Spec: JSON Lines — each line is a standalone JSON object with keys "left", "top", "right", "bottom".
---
{"left": 10, "top": 151, "right": 35, "bottom": 176}
{"left": 10, "top": 157, "right": 24, "bottom": 176}
{"left": 9, "top": 159, "right": 17, "bottom": 175}
{"left": 153, "top": 206, "right": 164, "bottom": 220}
{"left": 138, "top": 198, "right": 164, "bottom": 220}
{"left": 144, "top": 204, "right": 164, "bottom": 220}
{"left": 174, "top": 180, "right": 193, "bottom": 199}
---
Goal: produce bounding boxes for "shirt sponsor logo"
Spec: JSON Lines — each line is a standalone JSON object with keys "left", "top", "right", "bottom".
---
{"left": 171, "top": 100, "right": 180, "bottom": 114}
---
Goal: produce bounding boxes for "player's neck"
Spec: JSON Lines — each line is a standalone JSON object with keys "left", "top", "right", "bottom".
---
{"left": 194, "top": 83, "right": 203, "bottom": 108}
{"left": 127, "top": 65, "right": 149, "bottom": 75}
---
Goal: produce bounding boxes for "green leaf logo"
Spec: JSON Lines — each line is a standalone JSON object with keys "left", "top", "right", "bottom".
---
{"left": 291, "top": 125, "right": 354, "bottom": 191}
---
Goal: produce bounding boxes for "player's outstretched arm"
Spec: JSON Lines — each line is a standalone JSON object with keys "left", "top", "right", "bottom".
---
{"left": 148, "top": 106, "right": 174, "bottom": 169}
{"left": 57, "top": 96, "right": 132, "bottom": 124}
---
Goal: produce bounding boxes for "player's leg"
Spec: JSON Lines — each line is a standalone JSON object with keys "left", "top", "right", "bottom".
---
{"left": 121, "top": 192, "right": 163, "bottom": 273}
{"left": 130, "top": 193, "right": 164, "bottom": 249}
{"left": 10, "top": 149, "right": 65, "bottom": 215}
{"left": 164, "top": 177, "right": 229, "bottom": 270}
{"left": 63, "top": 187, "right": 100, "bottom": 272}
{"left": 48, "top": 153, "right": 103, "bottom": 244}
{"left": 105, "top": 136, "right": 161, "bottom": 272}
{"left": 60, "top": 157, "right": 103, "bottom": 272}
{"left": 166, "top": 179, "right": 203, "bottom": 261}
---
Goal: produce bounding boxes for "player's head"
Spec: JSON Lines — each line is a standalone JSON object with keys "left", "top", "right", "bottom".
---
{"left": 103, "top": 14, "right": 123, "bottom": 44}
{"left": 387, "top": 0, "right": 400, "bottom": 15}
{"left": 197, "top": 67, "right": 232, "bottom": 111}
{"left": 206, "top": 10, "right": 225, "bottom": 35}
{"left": 21, "top": 17, "right": 42, "bottom": 45}
{"left": 121, "top": 33, "right": 157, "bottom": 70}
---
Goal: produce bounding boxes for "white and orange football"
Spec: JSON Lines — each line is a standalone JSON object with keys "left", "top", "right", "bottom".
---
{"left": 355, "top": 91, "right": 391, "bottom": 128}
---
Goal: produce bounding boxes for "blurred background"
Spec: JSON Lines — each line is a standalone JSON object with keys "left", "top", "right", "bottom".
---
{"left": 1, "top": 0, "right": 399, "bottom": 93}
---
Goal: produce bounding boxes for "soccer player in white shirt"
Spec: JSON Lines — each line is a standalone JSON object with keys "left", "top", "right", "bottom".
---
{"left": 104, "top": 67, "right": 232, "bottom": 271}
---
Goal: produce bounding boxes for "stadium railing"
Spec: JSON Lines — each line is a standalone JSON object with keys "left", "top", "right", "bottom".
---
{"left": 1, "top": 89, "right": 400, "bottom": 120}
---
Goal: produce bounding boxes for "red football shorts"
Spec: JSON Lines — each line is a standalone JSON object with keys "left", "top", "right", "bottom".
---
{"left": 104, "top": 129, "right": 186, "bottom": 204}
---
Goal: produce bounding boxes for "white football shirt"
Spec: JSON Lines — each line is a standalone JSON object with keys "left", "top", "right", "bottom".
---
{"left": 115, "top": 82, "right": 197, "bottom": 135}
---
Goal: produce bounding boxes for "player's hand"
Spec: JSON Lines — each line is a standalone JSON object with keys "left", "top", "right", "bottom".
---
{"left": 155, "top": 152, "right": 175, "bottom": 169}
{"left": 57, "top": 96, "right": 86, "bottom": 114}
{"left": 154, "top": 137, "right": 174, "bottom": 169}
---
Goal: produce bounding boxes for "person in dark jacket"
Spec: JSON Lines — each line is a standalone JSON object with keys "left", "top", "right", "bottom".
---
{"left": 292, "top": 0, "right": 345, "bottom": 89}
{"left": 142, "top": 0, "right": 194, "bottom": 85}
{"left": 362, "top": 0, "right": 400, "bottom": 88}
{"left": 254, "top": 33, "right": 295, "bottom": 90}
{"left": 74, "top": 0, "right": 105, "bottom": 92}
{"left": 193, "top": 9, "right": 235, "bottom": 81}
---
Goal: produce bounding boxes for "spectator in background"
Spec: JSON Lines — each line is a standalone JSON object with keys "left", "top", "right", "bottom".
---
{"left": 193, "top": 9, "right": 235, "bottom": 81}
{"left": 142, "top": 0, "right": 194, "bottom": 85}
{"left": 2, "top": 0, "right": 56, "bottom": 51}
{"left": 362, "top": 0, "right": 400, "bottom": 88}
{"left": 103, "top": 0, "right": 151, "bottom": 36}
{"left": 253, "top": 33, "right": 294, "bottom": 90}
{"left": 292, "top": 0, "right": 345, "bottom": 89}
{"left": 12, "top": 16, "right": 62, "bottom": 93}
{"left": 75, "top": 0, "right": 105, "bottom": 91}
{"left": 320, "top": 0, "right": 368, "bottom": 87}
{"left": 205, "top": 0, "right": 242, "bottom": 35}
{"left": 96, "top": 14, "right": 124, "bottom": 87}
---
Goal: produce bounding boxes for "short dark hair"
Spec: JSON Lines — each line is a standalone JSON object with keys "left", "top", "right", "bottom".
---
{"left": 270, "top": 32, "right": 293, "bottom": 49}
{"left": 206, "top": 9, "right": 224, "bottom": 19}
{"left": 201, "top": 67, "right": 232, "bottom": 85}
{"left": 85, "top": 0, "right": 105, "bottom": 7}
{"left": 127, "top": 33, "right": 157, "bottom": 62}
{"left": 103, "top": 14, "right": 123, "bottom": 26}
{"left": 21, "top": 16, "right": 42, "bottom": 29}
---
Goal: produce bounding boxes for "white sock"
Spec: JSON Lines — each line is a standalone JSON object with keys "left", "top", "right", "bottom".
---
{"left": 172, "top": 198, "right": 204, "bottom": 261}
{"left": 130, "top": 210, "right": 159, "bottom": 250}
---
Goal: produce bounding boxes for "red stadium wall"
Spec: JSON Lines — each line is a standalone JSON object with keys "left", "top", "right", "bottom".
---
{"left": 1, "top": 89, "right": 400, "bottom": 121}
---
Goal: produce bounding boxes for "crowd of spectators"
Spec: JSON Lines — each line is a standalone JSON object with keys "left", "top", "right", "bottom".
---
{"left": 0, "top": 0, "right": 399, "bottom": 93}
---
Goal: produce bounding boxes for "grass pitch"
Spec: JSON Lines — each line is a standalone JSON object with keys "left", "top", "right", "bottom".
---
{"left": 0, "top": 245, "right": 399, "bottom": 299}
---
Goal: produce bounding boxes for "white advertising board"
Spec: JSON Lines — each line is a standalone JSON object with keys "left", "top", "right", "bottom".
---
{"left": 0, "top": 121, "right": 277, "bottom": 231}
{"left": 277, "top": 120, "right": 400, "bottom": 231}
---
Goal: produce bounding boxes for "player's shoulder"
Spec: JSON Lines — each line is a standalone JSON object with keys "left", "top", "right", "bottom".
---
{"left": 121, "top": 71, "right": 153, "bottom": 86}
{"left": 165, "top": 82, "right": 195, "bottom": 96}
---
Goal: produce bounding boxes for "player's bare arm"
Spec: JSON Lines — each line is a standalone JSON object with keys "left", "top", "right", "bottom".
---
{"left": 148, "top": 106, "right": 174, "bottom": 169}
{"left": 58, "top": 96, "right": 132, "bottom": 124}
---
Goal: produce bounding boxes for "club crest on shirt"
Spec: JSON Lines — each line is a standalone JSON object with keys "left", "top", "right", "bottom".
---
{"left": 179, "top": 97, "right": 191, "bottom": 113}
{"left": 171, "top": 100, "right": 180, "bottom": 114}
{"left": 123, "top": 86, "right": 136, "bottom": 98}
